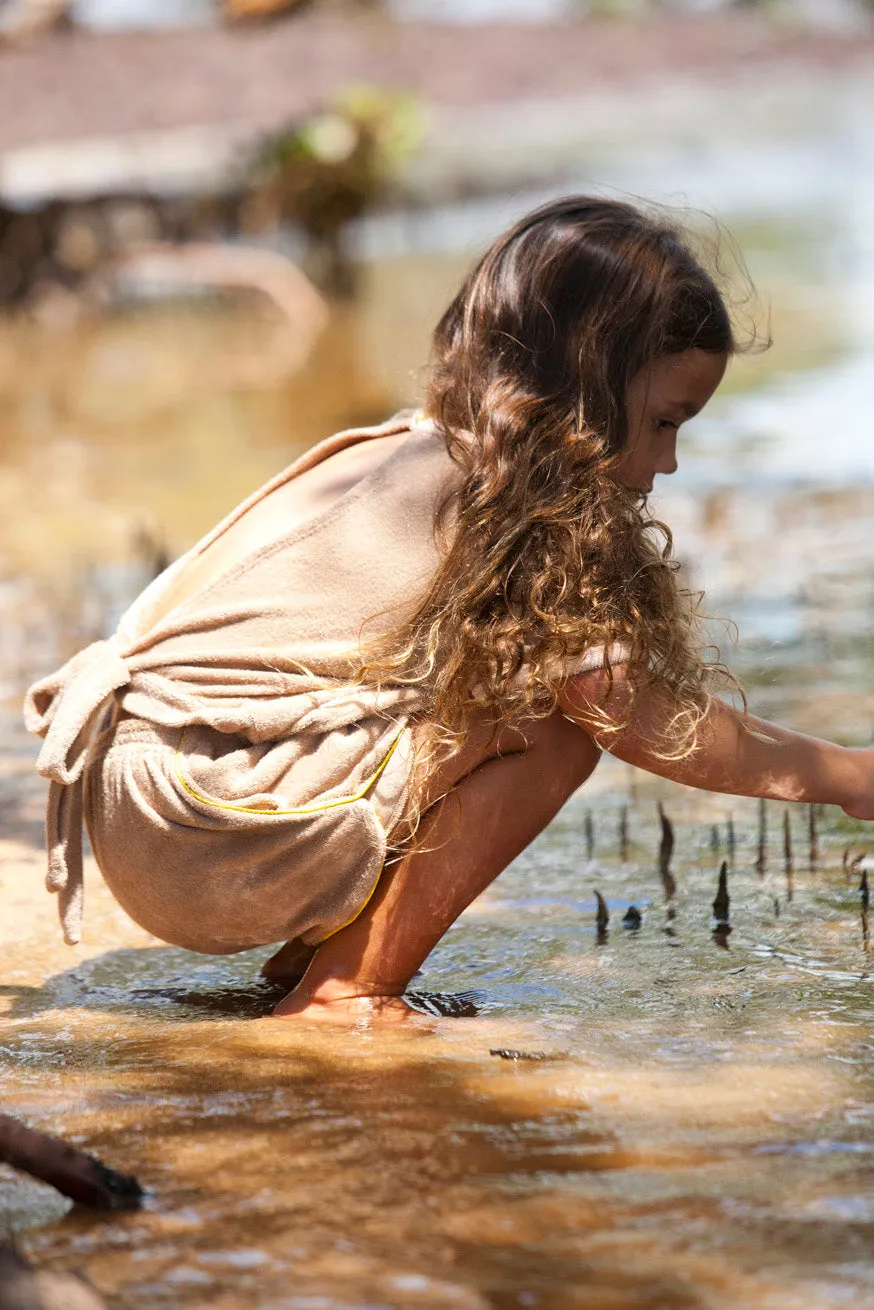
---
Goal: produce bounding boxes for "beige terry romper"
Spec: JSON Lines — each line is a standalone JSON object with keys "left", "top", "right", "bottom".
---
{"left": 23, "top": 411, "right": 460, "bottom": 953}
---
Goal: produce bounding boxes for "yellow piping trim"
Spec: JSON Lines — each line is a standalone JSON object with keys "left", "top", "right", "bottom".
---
{"left": 173, "top": 727, "right": 403, "bottom": 819}
{"left": 314, "top": 847, "right": 389, "bottom": 944}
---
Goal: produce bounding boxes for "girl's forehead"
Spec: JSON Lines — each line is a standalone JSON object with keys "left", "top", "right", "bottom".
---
{"left": 641, "top": 350, "right": 728, "bottom": 407}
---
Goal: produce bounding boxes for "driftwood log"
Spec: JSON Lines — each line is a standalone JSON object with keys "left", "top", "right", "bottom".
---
{"left": 0, "top": 1116, "right": 143, "bottom": 1212}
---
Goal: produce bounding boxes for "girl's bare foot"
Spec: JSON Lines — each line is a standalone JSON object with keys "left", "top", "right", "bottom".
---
{"left": 270, "top": 990, "right": 425, "bottom": 1027}
{"left": 260, "top": 938, "right": 316, "bottom": 985}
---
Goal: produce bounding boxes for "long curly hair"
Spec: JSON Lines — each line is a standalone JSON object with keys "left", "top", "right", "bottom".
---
{"left": 359, "top": 196, "right": 753, "bottom": 834}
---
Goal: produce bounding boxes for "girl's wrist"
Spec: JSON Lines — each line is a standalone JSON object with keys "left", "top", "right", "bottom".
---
{"left": 825, "top": 743, "right": 861, "bottom": 807}
{"left": 836, "top": 746, "right": 874, "bottom": 818}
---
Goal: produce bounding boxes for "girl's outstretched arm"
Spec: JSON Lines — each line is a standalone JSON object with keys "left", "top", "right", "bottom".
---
{"left": 560, "top": 666, "right": 874, "bottom": 820}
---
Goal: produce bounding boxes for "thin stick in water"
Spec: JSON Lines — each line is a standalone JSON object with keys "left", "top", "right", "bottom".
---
{"left": 618, "top": 805, "right": 629, "bottom": 862}
{"left": 0, "top": 1115, "right": 143, "bottom": 1211}
{"left": 861, "top": 871, "right": 870, "bottom": 955}
{"left": 584, "top": 811, "right": 595, "bottom": 861}
{"left": 657, "top": 802, "right": 676, "bottom": 901}
{"left": 756, "top": 798, "right": 767, "bottom": 877}
{"left": 712, "top": 860, "right": 730, "bottom": 924}
{"left": 594, "top": 890, "right": 609, "bottom": 944}
{"left": 657, "top": 802, "right": 674, "bottom": 872}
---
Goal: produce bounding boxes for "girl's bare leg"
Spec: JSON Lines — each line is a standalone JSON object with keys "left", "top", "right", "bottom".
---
{"left": 273, "top": 711, "right": 601, "bottom": 1022}
{"left": 261, "top": 937, "right": 316, "bottom": 985}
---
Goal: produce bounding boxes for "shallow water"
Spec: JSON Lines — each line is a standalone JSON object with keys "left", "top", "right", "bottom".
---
{"left": 2, "top": 75, "right": 874, "bottom": 1310}
{"left": 3, "top": 779, "right": 874, "bottom": 1309}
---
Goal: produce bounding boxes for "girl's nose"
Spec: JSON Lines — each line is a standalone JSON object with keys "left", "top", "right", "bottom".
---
{"left": 657, "top": 438, "right": 678, "bottom": 476}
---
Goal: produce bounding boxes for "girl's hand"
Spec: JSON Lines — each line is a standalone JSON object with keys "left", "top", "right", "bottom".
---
{"left": 840, "top": 748, "right": 874, "bottom": 821}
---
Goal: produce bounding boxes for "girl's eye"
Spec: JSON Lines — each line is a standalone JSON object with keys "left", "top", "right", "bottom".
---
{"left": 654, "top": 419, "right": 678, "bottom": 433}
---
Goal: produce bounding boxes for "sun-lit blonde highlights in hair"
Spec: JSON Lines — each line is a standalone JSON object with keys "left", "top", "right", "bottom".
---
{"left": 358, "top": 196, "right": 761, "bottom": 841}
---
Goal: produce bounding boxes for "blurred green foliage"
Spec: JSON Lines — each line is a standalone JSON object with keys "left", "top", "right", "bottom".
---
{"left": 245, "top": 85, "right": 423, "bottom": 292}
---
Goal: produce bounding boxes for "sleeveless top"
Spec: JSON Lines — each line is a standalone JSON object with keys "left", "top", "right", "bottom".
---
{"left": 24, "top": 411, "right": 461, "bottom": 946}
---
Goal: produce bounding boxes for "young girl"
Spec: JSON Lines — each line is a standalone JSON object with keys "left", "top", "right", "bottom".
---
{"left": 25, "top": 197, "right": 874, "bottom": 1025}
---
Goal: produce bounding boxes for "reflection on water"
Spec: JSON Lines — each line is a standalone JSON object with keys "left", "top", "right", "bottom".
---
{"left": 3, "top": 87, "right": 874, "bottom": 1310}
{"left": 3, "top": 782, "right": 874, "bottom": 1308}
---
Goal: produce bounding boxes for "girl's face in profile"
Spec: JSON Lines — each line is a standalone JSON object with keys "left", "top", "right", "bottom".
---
{"left": 614, "top": 349, "right": 728, "bottom": 495}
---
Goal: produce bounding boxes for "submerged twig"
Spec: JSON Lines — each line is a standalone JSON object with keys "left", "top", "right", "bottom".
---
{"left": 0, "top": 1115, "right": 143, "bottom": 1211}
{"left": 710, "top": 824, "right": 720, "bottom": 852}
{"left": 726, "top": 814, "right": 736, "bottom": 865}
{"left": 783, "top": 810, "right": 793, "bottom": 875}
{"left": 618, "top": 805, "right": 629, "bottom": 862}
{"left": 808, "top": 802, "right": 818, "bottom": 869}
{"left": 712, "top": 923, "right": 732, "bottom": 950}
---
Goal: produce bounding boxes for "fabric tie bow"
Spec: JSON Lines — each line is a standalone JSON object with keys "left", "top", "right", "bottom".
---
{"left": 23, "top": 638, "right": 131, "bottom": 944}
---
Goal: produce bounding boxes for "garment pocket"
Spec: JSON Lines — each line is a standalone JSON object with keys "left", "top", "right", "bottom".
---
{"left": 171, "top": 723, "right": 403, "bottom": 820}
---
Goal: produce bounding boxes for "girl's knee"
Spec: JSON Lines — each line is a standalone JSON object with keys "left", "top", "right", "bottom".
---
{"left": 559, "top": 662, "right": 631, "bottom": 721}
{"left": 537, "top": 710, "right": 601, "bottom": 793}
